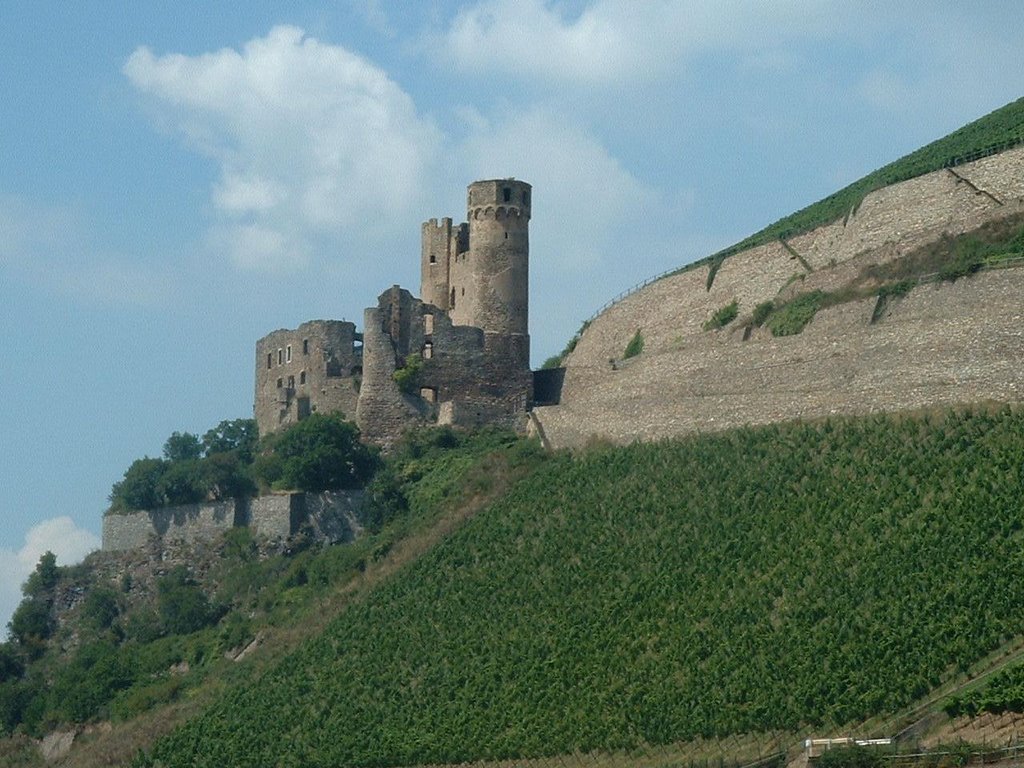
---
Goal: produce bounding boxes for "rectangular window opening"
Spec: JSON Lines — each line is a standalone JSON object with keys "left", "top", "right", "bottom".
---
{"left": 287, "top": 375, "right": 295, "bottom": 389}
{"left": 424, "top": 314, "right": 434, "bottom": 334}
{"left": 277, "top": 349, "right": 283, "bottom": 365}
{"left": 303, "top": 339, "right": 309, "bottom": 355}
{"left": 266, "top": 353, "right": 272, "bottom": 369}
{"left": 423, "top": 342, "right": 433, "bottom": 360}
{"left": 286, "top": 345, "right": 292, "bottom": 363}
{"left": 503, "top": 187, "right": 511, "bottom": 202}
{"left": 276, "top": 377, "right": 283, "bottom": 388}
{"left": 299, "top": 371, "right": 306, "bottom": 385}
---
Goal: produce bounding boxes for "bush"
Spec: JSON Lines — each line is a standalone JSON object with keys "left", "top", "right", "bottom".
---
{"left": 392, "top": 354, "right": 423, "bottom": 395}
{"left": 157, "top": 568, "right": 216, "bottom": 636}
{"left": 49, "top": 640, "right": 137, "bottom": 723}
{"left": 768, "top": 291, "right": 824, "bottom": 336}
{"left": 8, "top": 600, "right": 52, "bottom": 649}
{"left": 752, "top": 300, "right": 775, "bottom": 326}
{"left": 623, "top": 329, "right": 644, "bottom": 359}
{"left": 816, "top": 747, "right": 885, "bottom": 768}
{"left": 155, "top": 459, "right": 207, "bottom": 506}
{"left": 109, "top": 457, "right": 169, "bottom": 512}
{"left": 703, "top": 300, "right": 739, "bottom": 331}
{"left": 82, "top": 588, "right": 120, "bottom": 633}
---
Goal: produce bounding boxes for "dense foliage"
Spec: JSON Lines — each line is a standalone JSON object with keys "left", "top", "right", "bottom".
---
{"left": 252, "top": 413, "right": 379, "bottom": 492}
{"left": 108, "top": 419, "right": 258, "bottom": 512}
{"left": 141, "top": 407, "right": 1024, "bottom": 767}
{"left": 0, "top": 427, "right": 530, "bottom": 744}
{"left": 944, "top": 664, "right": 1024, "bottom": 717}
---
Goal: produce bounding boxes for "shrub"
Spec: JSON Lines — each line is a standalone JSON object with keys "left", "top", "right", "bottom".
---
{"left": 8, "top": 600, "right": 52, "bottom": 649}
{"left": 703, "top": 300, "right": 739, "bottom": 331}
{"left": 768, "top": 291, "right": 824, "bottom": 336}
{"left": 109, "top": 457, "right": 169, "bottom": 512}
{"left": 157, "top": 568, "right": 215, "bottom": 636}
{"left": 752, "top": 300, "right": 775, "bottom": 326}
{"left": 82, "top": 588, "right": 120, "bottom": 633}
{"left": 623, "top": 329, "right": 644, "bottom": 359}
{"left": 155, "top": 459, "right": 207, "bottom": 506}
{"left": 816, "top": 746, "right": 885, "bottom": 768}
{"left": 392, "top": 354, "right": 423, "bottom": 394}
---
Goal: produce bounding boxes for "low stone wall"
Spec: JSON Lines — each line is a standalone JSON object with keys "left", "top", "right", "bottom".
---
{"left": 102, "top": 491, "right": 365, "bottom": 552}
{"left": 102, "top": 501, "right": 241, "bottom": 552}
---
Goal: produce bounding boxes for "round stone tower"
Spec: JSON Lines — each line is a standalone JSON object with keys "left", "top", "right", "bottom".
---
{"left": 449, "top": 179, "right": 531, "bottom": 354}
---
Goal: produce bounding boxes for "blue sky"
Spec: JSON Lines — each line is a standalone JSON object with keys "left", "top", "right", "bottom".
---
{"left": 2, "top": 1, "right": 1024, "bottom": 629}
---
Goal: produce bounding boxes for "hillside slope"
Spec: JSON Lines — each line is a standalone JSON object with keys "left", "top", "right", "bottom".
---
{"left": 536, "top": 139, "right": 1024, "bottom": 448}
{"left": 140, "top": 407, "right": 1024, "bottom": 767}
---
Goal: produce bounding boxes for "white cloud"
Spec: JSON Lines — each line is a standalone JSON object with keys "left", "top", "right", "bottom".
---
{"left": 0, "top": 517, "right": 100, "bottom": 639}
{"left": 124, "top": 25, "right": 442, "bottom": 272}
{"left": 443, "top": 0, "right": 843, "bottom": 85}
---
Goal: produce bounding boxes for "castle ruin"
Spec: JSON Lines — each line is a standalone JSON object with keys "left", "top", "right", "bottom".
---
{"left": 255, "top": 179, "right": 534, "bottom": 448}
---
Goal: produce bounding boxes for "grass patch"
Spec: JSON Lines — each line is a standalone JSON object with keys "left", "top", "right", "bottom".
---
{"left": 623, "top": 329, "right": 644, "bottom": 359}
{"left": 767, "top": 291, "right": 824, "bottom": 336}
{"left": 703, "top": 301, "right": 739, "bottom": 331}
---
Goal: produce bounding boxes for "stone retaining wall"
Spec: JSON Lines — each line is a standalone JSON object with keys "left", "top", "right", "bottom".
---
{"left": 539, "top": 147, "right": 1024, "bottom": 449}
{"left": 102, "top": 491, "right": 365, "bottom": 552}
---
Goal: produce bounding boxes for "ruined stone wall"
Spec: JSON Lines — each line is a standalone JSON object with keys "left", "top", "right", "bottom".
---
{"left": 538, "top": 148, "right": 1024, "bottom": 449}
{"left": 356, "top": 286, "right": 532, "bottom": 447}
{"left": 421, "top": 218, "right": 454, "bottom": 310}
{"left": 102, "top": 500, "right": 242, "bottom": 552}
{"left": 255, "top": 320, "right": 361, "bottom": 436}
{"left": 356, "top": 295, "right": 427, "bottom": 450}
{"left": 102, "top": 492, "right": 364, "bottom": 551}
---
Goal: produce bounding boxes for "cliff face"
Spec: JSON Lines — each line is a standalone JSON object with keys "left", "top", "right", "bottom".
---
{"left": 534, "top": 146, "right": 1024, "bottom": 448}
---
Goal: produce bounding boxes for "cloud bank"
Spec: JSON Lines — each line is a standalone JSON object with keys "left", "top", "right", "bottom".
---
{"left": 124, "top": 25, "right": 442, "bottom": 271}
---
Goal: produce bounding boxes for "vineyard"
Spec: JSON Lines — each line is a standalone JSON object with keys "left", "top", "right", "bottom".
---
{"left": 138, "top": 407, "right": 1024, "bottom": 767}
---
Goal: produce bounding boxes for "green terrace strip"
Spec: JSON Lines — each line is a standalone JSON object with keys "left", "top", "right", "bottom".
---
{"left": 139, "top": 406, "right": 1024, "bottom": 768}
{"left": 680, "top": 96, "right": 1024, "bottom": 281}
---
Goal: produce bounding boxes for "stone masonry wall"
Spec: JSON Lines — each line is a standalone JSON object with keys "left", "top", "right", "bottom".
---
{"left": 537, "top": 147, "right": 1024, "bottom": 449}
{"left": 255, "top": 320, "right": 361, "bottom": 436}
{"left": 536, "top": 268, "right": 1024, "bottom": 448}
{"left": 102, "top": 492, "right": 365, "bottom": 552}
{"left": 102, "top": 500, "right": 241, "bottom": 552}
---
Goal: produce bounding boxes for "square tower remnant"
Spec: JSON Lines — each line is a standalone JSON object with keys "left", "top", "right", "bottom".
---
{"left": 254, "top": 179, "right": 534, "bottom": 448}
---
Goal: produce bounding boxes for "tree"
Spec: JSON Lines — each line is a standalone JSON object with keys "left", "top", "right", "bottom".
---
{"left": 202, "top": 419, "right": 258, "bottom": 462}
{"left": 21, "top": 551, "right": 58, "bottom": 600}
{"left": 155, "top": 459, "right": 207, "bottom": 506}
{"left": 202, "top": 451, "right": 256, "bottom": 501}
{"left": 163, "top": 431, "right": 203, "bottom": 463}
{"left": 8, "top": 600, "right": 52, "bottom": 650}
{"left": 254, "top": 414, "right": 379, "bottom": 492}
{"left": 109, "top": 457, "right": 168, "bottom": 512}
